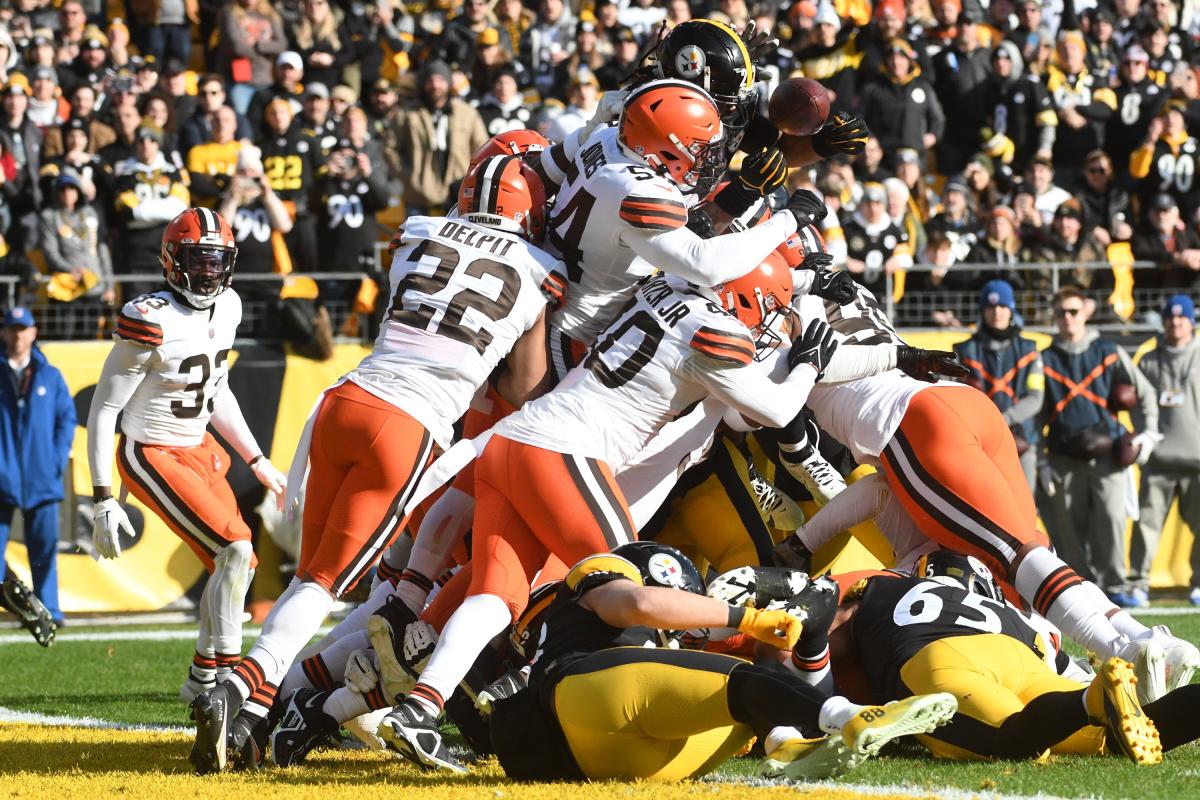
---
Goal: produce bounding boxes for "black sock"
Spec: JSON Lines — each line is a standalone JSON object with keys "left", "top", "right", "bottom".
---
{"left": 1144, "top": 684, "right": 1200, "bottom": 752}
{"left": 931, "top": 690, "right": 1089, "bottom": 759}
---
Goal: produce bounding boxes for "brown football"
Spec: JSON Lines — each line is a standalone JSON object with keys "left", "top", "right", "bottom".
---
{"left": 1109, "top": 382, "right": 1137, "bottom": 412}
{"left": 1112, "top": 432, "right": 1140, "bottom": 467}
{"left": 769, "top": 77, "right": 831, "bottom": 137}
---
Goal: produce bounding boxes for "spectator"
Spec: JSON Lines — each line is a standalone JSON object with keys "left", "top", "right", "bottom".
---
{"left": 885, "top": 176, "right": 925, "bottom": 258}
{"left": 110, "top": 121, "right": 189, "bottom": 286}
{"left": 981, "top": 40, "right": 1055, "bottom": 171}
{"left": 0, "top": 307, "right": 75, "bottom": 627}
{"left": 1140, "top": 18, "right": 1181, "bottom": 86}
{"left": 26, "top": 66, "right": 67, "bottom": 130}
{"left": 544, "top": 71, "right": 599, "bottom": 142}
{"left": 186, "top": 105, "right": 245, "bottom": 207}
{"left": 1027, "top": 199, "right": 1110, "bottom": 295}
{"left": 931, "top": 7, "right": 991, "bottom": 175}
{"left": 1131, "top": 194, "right": 1200, "bottom": 290}
{"left": 1082, "top": 6, "right": 1119, "bottom": 79}
{"left": 1131, "top": 294, "right": 1200, "bottom": 607}
{"left": 926, "top": 178, "right": 979, "bottom": 263}
{"left": 287, "top": 0, "right": 349, "bottom": 90}
{"left": 1076, "top": 149, "right": 1132, "bottom": 247}
{"left": 386, "top": 60, "right": 486, "bottom": 216}
{"left": 37, "top": 118, "right": 102, "bottom": 204}
{"left": 140, "top": 93, "right": 182, "bottom": 163}
{"left": 62, "top": 26, "right": 110, "bottom": 95}
{"left": 892, "top": 147, "right": 938, "bottom": 223}
{"left": 55, "top": 1, "right": 88, "bottom": 48}
{"left": 966, "top": 205, "right": 1024, "bottom": 288}
{"left": 295, "top": 81, "right": 338, "bottom": 156}
{"left": 857, "top": 0, "right": 908, "bottom": 81}
{"left": 476, "top": 64, "right": 532, "bottom": 136}
{"left": 1011, "top": 182, "right": 1045, "bottom": 246}
{"left": 619, "top": 0, "right": 666, "bottom": 41}
{"left": 178, "top": 74, "right": 253, "bottom": 157}
{"left": 524, "top": 0, "right": 576, "bottom": 99}
{"left": 861, "top": 39, "right": 944, "bottom": 154}
{"left": 469, "top": 28, "right": 523, "bottom": 100}
{"left": 493, "top": 0, "right": 536, "bottom": 61}
{"left": 435, "top": 0, "right": 494, "bottom": 71}
{"left": 38, "top": 172, "right": 114, "bottom": 324}
{"left": 794, "top": 4, "right": 858, "bottom": 113}
{"left": 329, "top": 85, "right": 356, "bottom": 127}
{"left": 852, "top": 136, "right": 892, "bottom": 187}
{"left": 98, "top": 103, "right": 148, "bottom": 166}
{"left": 363, "top": 79, "right": 398, "bottom": 142}
{"left": 953, "top": 279, "right": 1044, "bottom": 488}
{"left": 215, "top": 0, "right": 287, "bottom": 114}
{"left": 1105, "top": 46, "right": 1168, "bottom": 178}
{"left": 1045, "top": 30, "right": 1115, "bottom": 184}
{"left": 107, "top": 19, "right": 134, "bottom": 69}
{"left": 246, "top": 50, "right": 305, "bottom": 137}
{"left": 1025, "top": 155, "right": 1071, "bottom": 225}
{"left": 129, "top": 0, "right": 197, "bottom": 64}
{"left": 843, "top": 181, "right": 913, "bottom": 300}
{"left": 595, "top": 25, "right": 639, "bottom": 91}
{"left": 1038, "top": 286, "right": 1159, "bottom": 606}
{"left": 316, "top": 136, "right": 387, "bottom": 289}
{"left": 961, "top": 152, "right": 999, "bottom": 214}
{"left": 360, "top": 1, "right": 414, "bottom": 87}
{"left": 553, "top": 20, "right": 606, "bottom": 100}
{"left": 0, "top": 77, "right": 42, "bottom": 252}
{"left": 1129, "top": 100, "right": 1199, "bottom": 223}
{"left": 156, "top": 58, "right": 197, "bottom": 122}
{"left": 900, "top": 228, "right": 973, "bottom": 327}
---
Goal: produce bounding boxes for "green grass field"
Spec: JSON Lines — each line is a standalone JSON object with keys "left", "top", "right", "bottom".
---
{"left": 2, "top": 610, "right": 1199, "bottom": 799}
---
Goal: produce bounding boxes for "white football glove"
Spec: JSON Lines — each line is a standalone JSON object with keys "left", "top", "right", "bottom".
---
{"left": 1131, "top": 431, "right": 1163, "bottom": 466}
{"left": 402, "top": 619, "right": 439, "bottom": 671}
{"left": 577, "top": 89, "right": 628, "bottom": 143}
{"left": 344, "top": 648, "right": 380, "bottom": 694}
{"left": 92, "top": 497, "right": 134, "bottom": 559}
{"left": 251, "top": 456, "right": 288, "bottom": 511}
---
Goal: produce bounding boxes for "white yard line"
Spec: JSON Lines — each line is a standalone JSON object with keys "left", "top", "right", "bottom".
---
{"left": 0, "top": 625, "right": 333, "bottom": 645}
{"left": 0, "top": 706, "right": 192, "bottom": 734}
{"left": 715, "top": 776, "right": 1078, "bottom": 800}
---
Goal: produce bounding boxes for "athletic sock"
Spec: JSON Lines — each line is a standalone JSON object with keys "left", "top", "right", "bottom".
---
{"left": 323, "top": 686, "right": 371, "bottom": 723}
{"left": 414, "top": 592, "right": 512, "bottom": 705}
{"left": 409, "top": 683, "right": 444, "bottom": 716}
{"left": 1109, "top": 610, "right": 1152, "bottom": 640}
{"left": 1144, "top": 684, "right": 1200, "bottom": 751}
{"left": 394, "top": 570, "right": 433, "bottom": 615}
{"left": 237, "top": 580, "right": 336, "bottom": 703}
{"left": 1014, "top": 546, "right": 1124, "bottom": 658}
{"left": 763, "top": 725, "right": 806, "bottom": 754}
{"left": 190, "top": 651, "right": 217, "bottom": 684}
{"left": 818, "top": 695, "right": 864, "bottom": 735}
{"left": 242, "top": 682, "right": 278, "bottom": 720}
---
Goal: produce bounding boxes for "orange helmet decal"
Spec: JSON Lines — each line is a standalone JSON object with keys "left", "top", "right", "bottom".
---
{"left": 459, "top": 154, "right": 547, "bottom": 242}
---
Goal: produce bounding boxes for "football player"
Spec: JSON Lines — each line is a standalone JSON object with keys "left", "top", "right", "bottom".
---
{"left": 188, "top": 155, "right": 567, "bottom": 774}
{"left": 829, "top": 552, "right": 1200, "bottom": 764}
{"left": 86, "top": 208, "right": 288, "bottom": 701}
{"left": 371, "top": 250, "right": 845, "bottom": 771}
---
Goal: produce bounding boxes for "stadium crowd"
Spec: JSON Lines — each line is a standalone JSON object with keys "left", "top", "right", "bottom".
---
{"left": 0, "top": 0, "right": 1195, "bottom": 337}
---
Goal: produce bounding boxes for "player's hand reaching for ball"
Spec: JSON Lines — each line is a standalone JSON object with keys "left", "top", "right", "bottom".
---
{"left": 739, "top": 20, "right": 779, "bottom": 64}
{"left": 786, "top": 189, "right": 828, "bottom": 229}
{"left": 736, "top": 606, "right": 804, "bottom": 650}
{"left": 788, "top": 318, "right": 838, "bottom": 378}
{"left": 812, "top": 112, "right": 870, "bottom": 158}
{"left": 251, "top": 456, "right": 288, "bottom": 511}
{"left": 739, "top": 147, "right": 788, "bottom": 196}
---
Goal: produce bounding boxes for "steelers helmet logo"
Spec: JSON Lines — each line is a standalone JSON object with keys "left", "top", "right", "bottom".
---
{"left": 911, "top": 87, "right": 926, "bottom": 104}
{"left": 648, "top": 552, "right": 686, "bottom": 588}
{"left": 676, "top": 45, "right": 706, "bottom": 79}
{"left": 966, "top": 555, "right": 994, "bottom": 582}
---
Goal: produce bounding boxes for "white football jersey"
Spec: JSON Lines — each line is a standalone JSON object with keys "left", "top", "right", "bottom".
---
{"left": 114, "top": 289, "right": 241, "bottom": 447}
{"left": 347, "top": 215, "right": 567, "bottom": 447}
{"left": 497, "top": 273, "right": 760, "bottom": 470}
{"left": 545, "top": 126, "right": 688, "bottom": 345}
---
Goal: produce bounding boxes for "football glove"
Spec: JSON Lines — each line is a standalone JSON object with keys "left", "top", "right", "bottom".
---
{"left": 810, "top": 265, "right": 856, "bottom": 306}
{"left": 739, "top": 147, "right": 788, "bottom": 196}
{"left": 1037, "top": 461, "right": 1059, "bottom": 498}
{"left": 739, "top": 20, "right": 779, "bottom": 64}
{"left": 785, "top": 189, "right": 829, "bottom": 229}
{"left": 811, "top": 112, "right": 869, "bottom": 158}
{"left": 896, "top": 346, "right": 971, "bottom": 383}
{"left": 92, "top": 497, "right": 134, "bottom": 559}
{"left": 251, "top": 456, "right": 288, "bottom": 511}
{"left": 738, "top": 606, "right": 804, "bottom": 650}
{"left": 578, "top": 88, "right": 628, "bottom": 143}
{"left": 344, "top": 648, "right": 380, "bottom": 694}
{"left": 788, "top": 318, "right": 838, "bottom": 379}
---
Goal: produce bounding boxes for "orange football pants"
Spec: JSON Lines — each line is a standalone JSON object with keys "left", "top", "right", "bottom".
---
{"left": 421, "top": 553, "right": 569, "bottom": 633}
{"left": 300, "top": 381, "right": 434, "bottom": 597}
{"left": 450, "top": 384, "right": 517, "bottom": 500}
{"left": 880, "top": 386, "right": 1047, "bottom": 582}
{"left": 117, "top": 432, "right": 254, "bottom": 572}
{"left": 469, "top": 435, "right": 637, "bottom": 619}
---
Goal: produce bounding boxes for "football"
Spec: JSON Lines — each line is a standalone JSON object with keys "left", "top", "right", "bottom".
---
{"left": 1109, "top": 382, "right": 1138, "bottom": 412}
{"left": 769, "top": 77, "right": 831, "bottom": 137}
{"left": 1113, "top": 431, "right": 1141, "bottom": 467}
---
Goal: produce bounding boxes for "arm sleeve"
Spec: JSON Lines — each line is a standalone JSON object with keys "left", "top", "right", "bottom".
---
{"left": 536, "top": 125, "right": 589, "bottom": 187}
{"left": 621, "top": 211, "right": 798, "bottom": 286}
{"left": 819, "top": 343, "right": 899, "bottom": 383}
{"left": 86, "top": 340, "right": 154, "bottom": 488}
{"left": 210, "top": 384, "right": 264, "bottom": 463}
{"left": 1117, "top": 346, "right": 1159, "bottom": 434}
{"left": 796, "top": 471, "right": 891, "bottom": 552}
{"left": 683, "top": 354, "right": 818, "bottom": 429}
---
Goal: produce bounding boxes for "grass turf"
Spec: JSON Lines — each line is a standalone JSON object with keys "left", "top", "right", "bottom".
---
{"left": 1, "top": 610, "right": 1199, "bottom": 799}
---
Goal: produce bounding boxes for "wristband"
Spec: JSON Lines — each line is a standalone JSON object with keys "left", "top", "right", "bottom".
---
{"left": 93, "top": 487, "right": 113, "bottom": 503}
{"left": 249, "top": 454, "right": 264, "bottom": 467}
{"left": 727, "top": 605, "right": 747, "bottom": 629}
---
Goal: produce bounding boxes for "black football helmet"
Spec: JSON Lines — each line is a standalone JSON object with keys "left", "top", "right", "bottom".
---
{"left": 648, "top": 20, "right": 756, "bottom": 138}
{"left": 613, "top": 542, "right": 705, "bottom": 594}
{"left": 915, "top": 550, "right": 1006, "bottom": 604}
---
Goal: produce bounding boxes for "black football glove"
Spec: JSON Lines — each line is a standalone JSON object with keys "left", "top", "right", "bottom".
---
{"left": 739, "top": 147, "right": 788, "bottom": 195}
{"left": 810, "top": 266, "right": 856, "bottom": 306}
{"left": 739, "top": 20, "right": 779, "bottom": 65}
{"left": 811, "top": 112, "right": 869, "bottom": 159}
{"left": 785, "top": 189, "right": 829, "bottom": 229}
{"left": 788, "top": 318, "right": 838, "bottom": 378}
{"left": 897, "top": 346, "right": 972, "bottom": 383}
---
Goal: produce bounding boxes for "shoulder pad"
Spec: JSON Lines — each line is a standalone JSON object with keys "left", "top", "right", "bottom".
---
{"left": 689, "top": 316, "right": 756, "bottom": 366}
{"left": 563, "top": 553, "right": 643, "bottom": 599}
{"left": 618, "top": 191, "right": 688, "bottom": 232}
{"left": 115, "top": 296, "right": 167, "bottom": 347}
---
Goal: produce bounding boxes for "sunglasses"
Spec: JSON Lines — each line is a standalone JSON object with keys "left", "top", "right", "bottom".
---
{"left": 1054, "top": 307, "right": 1083, "bottom": 318}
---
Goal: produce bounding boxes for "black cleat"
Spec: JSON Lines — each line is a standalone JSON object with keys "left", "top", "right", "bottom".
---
{"left": 378, "top": 699, "right": 466, "bottom": 773}
{"left": 228, "top": 710, "right": 273, "bottom": 772}
{"left": 189, "top": 682, "right": 241, "bottom": 774}
{"left": 270, "top": 690, "right": 339, "bottom": 767}
{"left": 1, "top": 570, "right": 56, "bottom": 647}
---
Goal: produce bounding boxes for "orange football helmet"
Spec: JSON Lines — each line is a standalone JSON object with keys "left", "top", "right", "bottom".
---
{"left": 469, "top": 129, "right": 550, "bottom": 172}
{"left": 160, "top": 207, "right": 237, "bottom": 308}
{"left": 776, "top": 223, "right": 827, "bottom": 269}
{"left": 717, "top": 249, "right": 794, "bottom": 335}
{"left": 619, "top": 79, "right": 724, "bottom": 190}
{"left": 458, "top": 154, "right": 547, "bottom": 241}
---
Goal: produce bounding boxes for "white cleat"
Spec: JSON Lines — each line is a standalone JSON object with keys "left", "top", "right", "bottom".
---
{"left": 1118, "top": 636, "right": 1168, "bottom": 704}
{"left": 762, "top": 735, "right": 863, "bottom": 780}
{"left": 1150, "top": 625, "right": 1200, "bottom": 694}
{"left": 785, "top": 450, "right": 847, "bottom": 506}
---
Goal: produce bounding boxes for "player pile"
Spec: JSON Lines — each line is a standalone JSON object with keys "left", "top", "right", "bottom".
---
{"left": 83, "top": 19, "right": 1200, "bottom": 783}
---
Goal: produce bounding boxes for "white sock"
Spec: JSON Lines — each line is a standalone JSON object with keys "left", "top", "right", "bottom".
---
{"left": 297, "top": 578, "right": 398, "bottom": 661}
{"left": 323, "top": 686, "right": 371, "bottom": 723}
{"left": 764, "top": 725, "right": 805, "bottom": 754}
{"left": 393, "top": 580, "right": 430, "bottom": 616}
{"left": 1014, "top": 547, "right": 1125, "bottom": 658}
{"left": 415, "top": 593, "right": 511, "bottom": 704}
{"left": 1109, "top": 610, "right": 1151, "bottom": 640}
{"left": 244, "top": 580, "right": 336, "bottom": 687}
{"left": 818, "top": 696, "right": 863, "bottom": 735}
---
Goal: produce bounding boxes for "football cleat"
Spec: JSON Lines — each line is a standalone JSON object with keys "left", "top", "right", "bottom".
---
{"left": 1149, "top": 625, "right": 1200, "bottom": 694}
{"left": 1117, "top": 635, "right": 1168, "bottom": 704}
{"left": 840, "top": 693, "right": 958, "bottom": 758}
{"left": 189, "top": 681, "right": 241, "bottom": 774}
{"left": 180, "top": 674, "right": 216, "bottom": 704}
{"left": 761, "top": 735, "right": 862, "bottom": 780}
{"left": 0, "top": 570, "right": 56, "bottom": 647}
{"left": 474, "top": 667, "right": 528, "bottom": 716}
{"left": 1084, "top": 657, "right": 1163, "bottom": 765}
{"left": 377, "top": 699, "right": 466, "bottom": 774}
{"left": 228, "top": 710, "right": 273, "bottom": 772}
{"left": 367, "top": 597, "right": 436, "bottom": 703}
{"left": 271, "top": 689, "right": 339, "bottom": 767}
{"left": 788, "top": 449, "right": 847, "bottom": 506}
